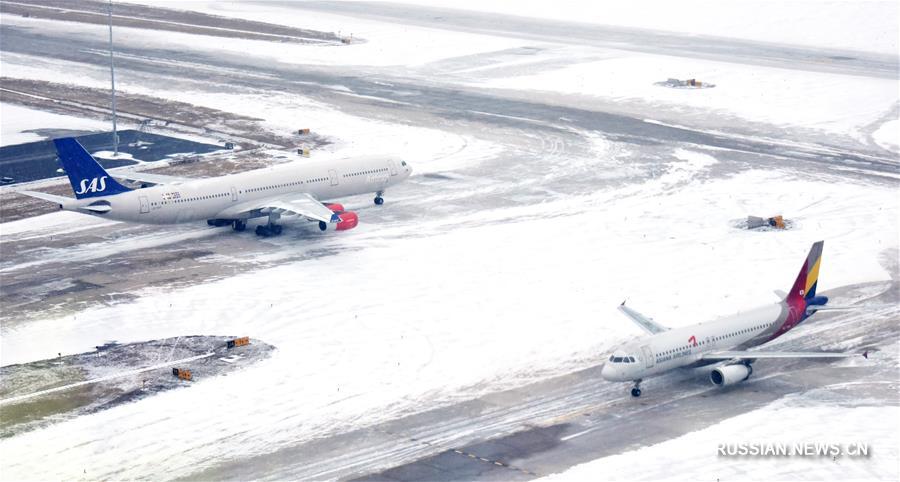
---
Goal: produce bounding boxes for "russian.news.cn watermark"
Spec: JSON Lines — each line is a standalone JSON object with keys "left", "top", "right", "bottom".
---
{"left": 718, "top": 442, "right": 871, "bottom": 459}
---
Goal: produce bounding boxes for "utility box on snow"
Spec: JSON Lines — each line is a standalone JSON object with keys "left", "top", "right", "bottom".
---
{"left": 227, "top": 337, "right": 250, "bottom": 349}
{"left": 747, "top": 215, "right": 785, "bottom": 229}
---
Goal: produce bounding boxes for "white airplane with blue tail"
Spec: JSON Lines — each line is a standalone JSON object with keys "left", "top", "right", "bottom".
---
{"left": 22, "top": 138, "right": 412, "bottom": 236}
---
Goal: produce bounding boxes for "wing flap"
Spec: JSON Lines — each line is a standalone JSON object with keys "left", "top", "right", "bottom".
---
{"left": 618, "top": 303, "right": 669, "bottom": 334}
{"left": 219, "top": 192, "right": 338, "bottom": 224}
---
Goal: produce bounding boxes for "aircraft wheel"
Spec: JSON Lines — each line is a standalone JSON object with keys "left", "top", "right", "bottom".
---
{"left": 255, "top": 225, "right": 269, "bottom": 237}
{"left": 631, "top": 388, "right": 641, "bottom": 398}
{"left": 319, "top": 221, "right": 327, "bottom": 231}
{"left": 232, "top": 220, "right": 246, "bottom": 232}
{"left": 207, "top": 219, "right": 216, "bottom": 226}
{"left": 273, "top": 225, "right": 283, "bottom": 235}
{"left": 374, "top": 196, "right": 384, "bottom": 205}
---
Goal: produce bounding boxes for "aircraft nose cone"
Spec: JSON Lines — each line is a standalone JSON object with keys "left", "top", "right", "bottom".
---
{"left": 601, "top": 363, "right": 615, "bottom": 381}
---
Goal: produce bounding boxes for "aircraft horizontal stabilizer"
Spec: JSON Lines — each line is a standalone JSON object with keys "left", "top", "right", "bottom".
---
{"left": 19, "top": 190, "right": 71, "bottom": 205}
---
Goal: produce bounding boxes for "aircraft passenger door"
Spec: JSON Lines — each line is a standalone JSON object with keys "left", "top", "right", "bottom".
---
{"left": 641, "top": 345, "right": 655, "bottom": 369}
{"left": 230, "top": 186, "right": 238, "bottom": 202}
{"left": 329, "top": 169, "right": 339, "bottom": 186}
{"left": 388, "top": 160, "right": 398, "bottom": 176}
{"left": 139, "top": 195, "right": 150, "bottom": 214}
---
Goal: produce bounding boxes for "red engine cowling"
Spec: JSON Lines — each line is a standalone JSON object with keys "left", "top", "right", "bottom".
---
{"left": 318, "top": 211, "right": 358, "bottom": 231}
{"left": 336, "top": 211, "right": 358, "bottom": 231}
{"left": 324, "top": 203, "right": 345, "bottom": 213}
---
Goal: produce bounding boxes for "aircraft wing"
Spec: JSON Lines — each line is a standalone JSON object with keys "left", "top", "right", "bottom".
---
{"left": 115, "top": 172, "right": 192, "bottom": 185}
{"left": 701, "top": 350, "right": 860, "bottom": 360}
{"left": 219, "top": 192, "right": 340, "bottom": 224}
{"left": 618, "top": 302, "right": 669, "bottom": 334}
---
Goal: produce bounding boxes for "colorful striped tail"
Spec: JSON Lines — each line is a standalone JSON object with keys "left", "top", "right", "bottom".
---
{"left": 787, "top": 241, "right": 824, "bottom": 301}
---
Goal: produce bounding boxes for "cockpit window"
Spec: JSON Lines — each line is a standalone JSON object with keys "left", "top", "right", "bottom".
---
{"left": 609, "top": 355, "right": 614, "bottom": 362}
{"left": 612, "top": 357, "right": 623, "bottom": 363}
{"left": 628, "top": 356, "right": 635, "bottom": 363}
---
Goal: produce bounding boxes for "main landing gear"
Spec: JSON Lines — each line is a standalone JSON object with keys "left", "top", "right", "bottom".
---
{"left": 209, "top": 218, "right": 247, "bottom": 231}
{"left": 374, "top": 191, "right": 384, "bottom": 205}
{"left": 255, "top": 224, "right": 282, "bottom": 237}
{"left": 631, "top": 379, "right": 643, "bottom": 398}
{"left": 255, "top": 213, "right": 283, "bottom": 237}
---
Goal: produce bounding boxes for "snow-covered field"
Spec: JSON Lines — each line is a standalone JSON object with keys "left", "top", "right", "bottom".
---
{"left": 0, "top": 0, "right": 897, "bottom": 480}
{"left": 1, "top": 155, "right": 896, "bottom": 480}
{"left": 543, "top": 394, "right": 900, "bottom": 481}
{"left": 2, "top": 1, "right": 896, "bottom": 147}
{"left": 472, "top": 51, "right": 898, "bottom": 141}
{"left": 873, "top": 119, "right": 899, "bottom": 152}
{"left": 0, "top": 102, "right": 112, "bottom": 147}
{"left": 396, "top": 0, "right": 899, "bottom": 55}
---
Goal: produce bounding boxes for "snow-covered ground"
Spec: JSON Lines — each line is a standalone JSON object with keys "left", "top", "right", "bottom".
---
{"left": 873, "top": 119, "right": 899, "bottom": 153}
{"left": 395, "top": 0, "right": 899, "bottom": 55}
{"left": 0, "top": 1, "right": 897, "bottom": 480}
{"left": 123, "top": 0, "right": 899, "bottom": 143}
{"left": 2, "top": 1, "right": 895, "bottom": 147}
{"left": 471, "top": 50, "right": 898, "bottom": 141}
{"left": 0, "top": 102, "right": 111, "bottom": 147}
{"left": 542, "top": 393, "right": 900, "bottom": 481}
{"left": 1, "top": 157, "right": 896, "bottom": 479}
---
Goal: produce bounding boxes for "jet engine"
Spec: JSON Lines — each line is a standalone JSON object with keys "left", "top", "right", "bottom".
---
{"left": 710, "top": 364, "right": 752, "bottom": 387}
{"left": 319, "top": 211, "right": 359, "bottom": 231}
{"left": 324, "top": 203, "right": 345, "bottom": 213}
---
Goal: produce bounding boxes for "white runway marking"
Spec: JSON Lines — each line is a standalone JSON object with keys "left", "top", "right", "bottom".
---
{"left": 560, "top": 428, "right": 595, "bottom": 441}
{"left": 0, "top": 351, "right": 215, "bottom": 405}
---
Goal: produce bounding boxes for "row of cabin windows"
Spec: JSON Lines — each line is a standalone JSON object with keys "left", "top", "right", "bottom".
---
{"left": 149, "top": 175, "right": 338, "bottom": 206}
{"left": 246, "top": 180, "right": 316, "bottom": 193}
{"left": 152, "top": 193, "right": 229, "bottom": 206}
{"left": 343, "top": 168, "right": 388, "bottom": 178}
{"left": 173, "top": 192, "right": 229, "bottom": 204}
{"left": 659, "top": 322, "right": 775, "bottom": 357}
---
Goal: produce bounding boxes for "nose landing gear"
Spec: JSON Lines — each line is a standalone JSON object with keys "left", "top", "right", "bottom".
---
{"left": 631, "top": 379, "right": 643, "bottom": 398}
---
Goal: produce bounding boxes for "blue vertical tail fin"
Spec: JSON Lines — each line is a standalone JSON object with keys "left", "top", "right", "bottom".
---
{"left": 54, "top": 138, "right": 131, "bottom": 199}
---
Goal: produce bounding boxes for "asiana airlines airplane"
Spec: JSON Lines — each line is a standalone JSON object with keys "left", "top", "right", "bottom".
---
{"left": 22, "top": 138, "right": 412, "bottom": 237}
{"left": 602, "top": 241, "right": 867, "bottom": 397}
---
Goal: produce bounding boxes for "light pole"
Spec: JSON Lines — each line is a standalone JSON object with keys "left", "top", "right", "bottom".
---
{"left": 107, "top": 0, "right": 118, "bottom": 156}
